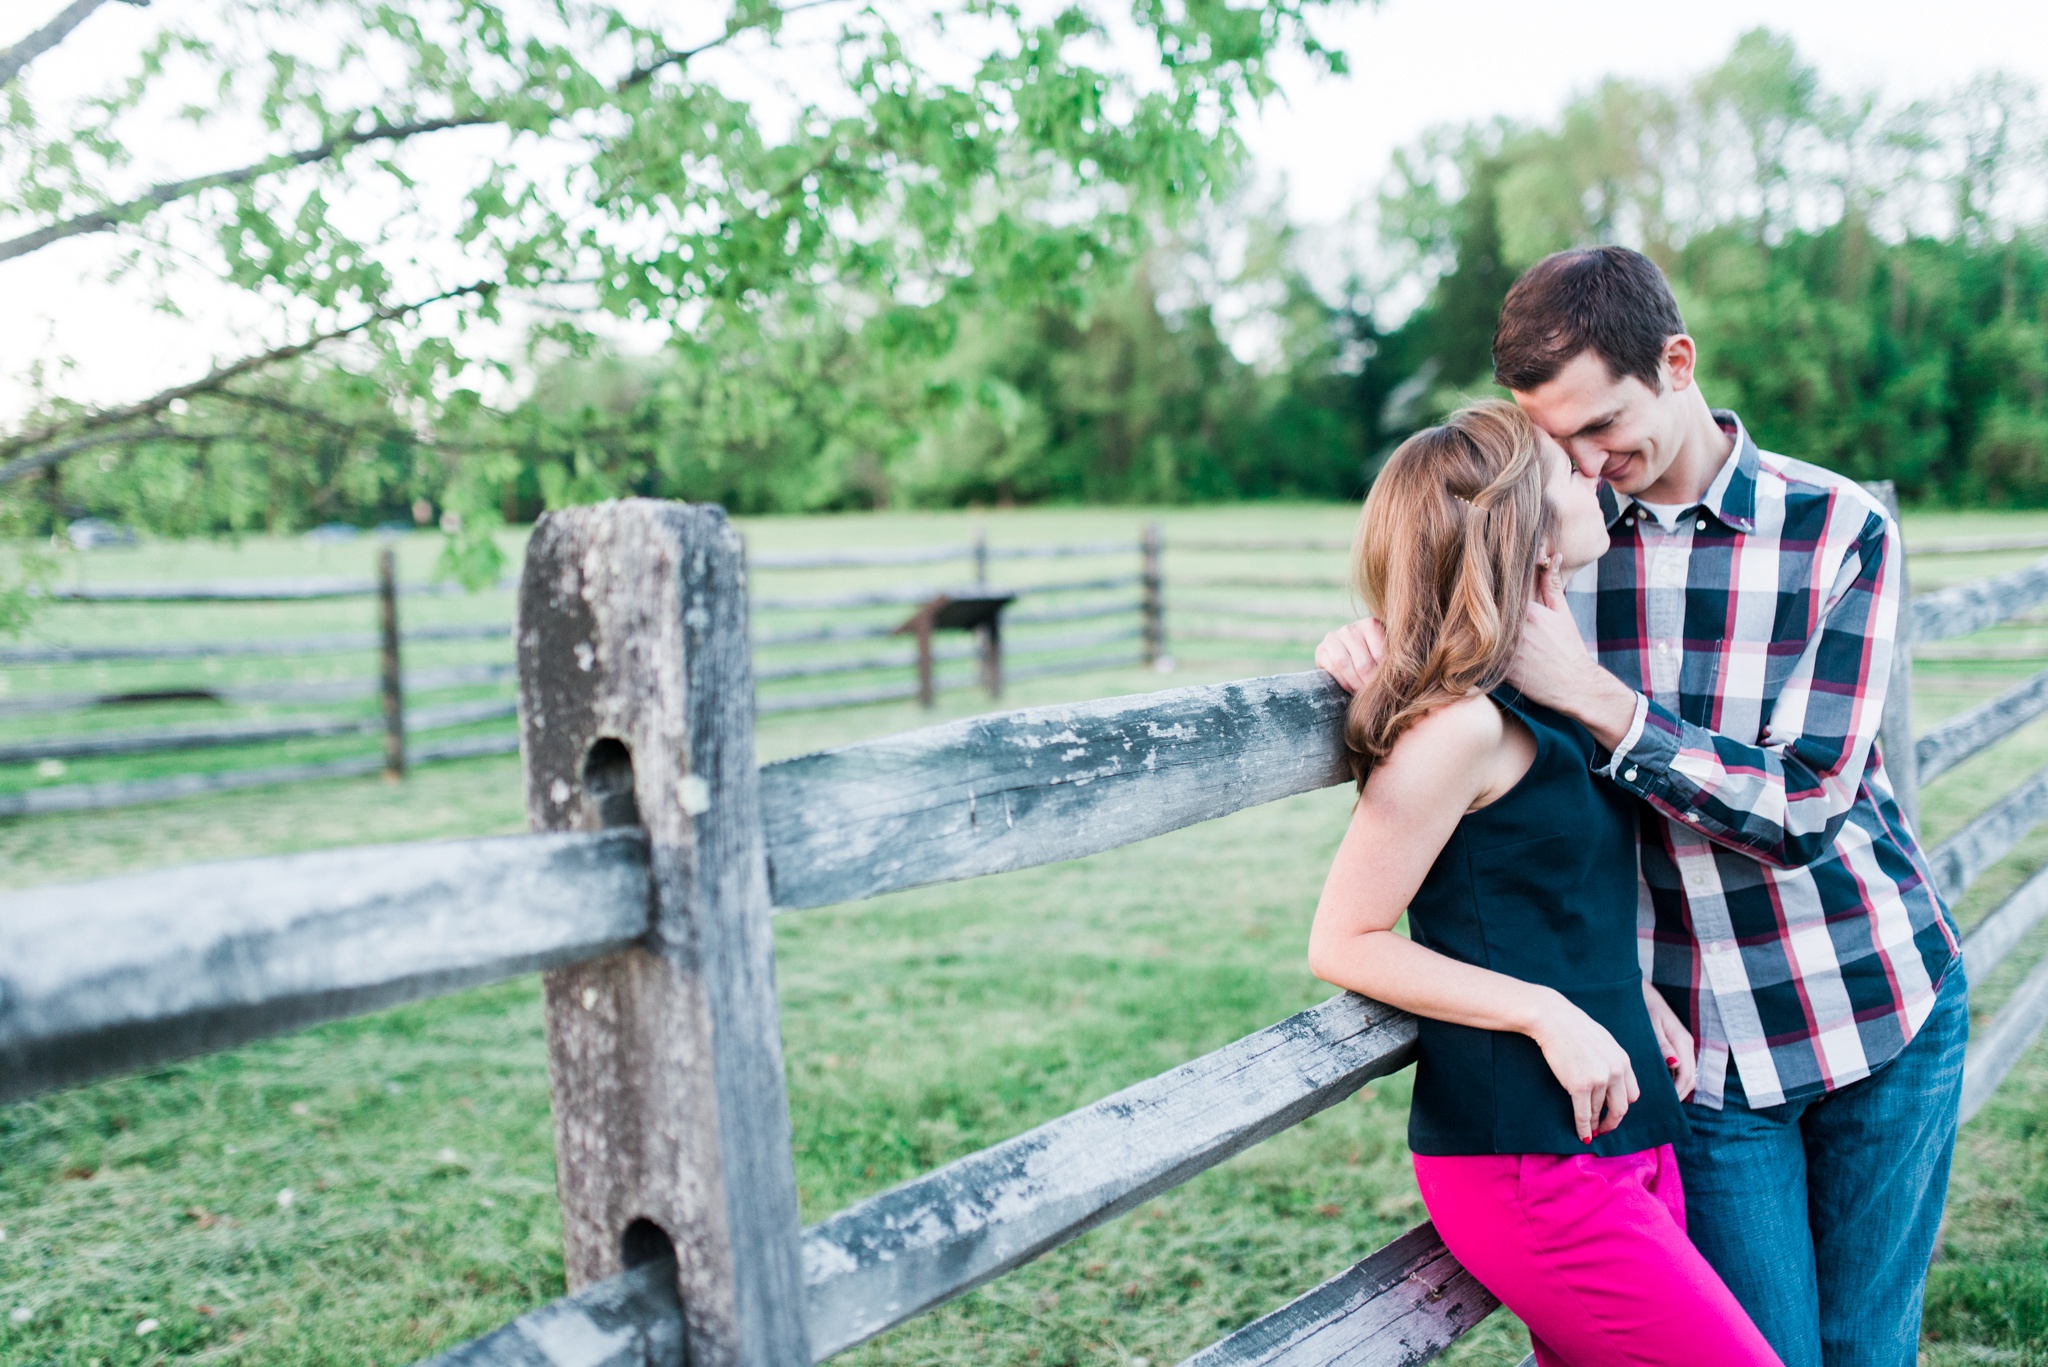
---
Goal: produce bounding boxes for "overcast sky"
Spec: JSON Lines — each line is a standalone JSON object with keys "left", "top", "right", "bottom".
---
{"left": 4, "top": 0, "right": 2047, "bottom": 422}
{"left": 1242, "top": 0, "right": 2048, "bottom": 226}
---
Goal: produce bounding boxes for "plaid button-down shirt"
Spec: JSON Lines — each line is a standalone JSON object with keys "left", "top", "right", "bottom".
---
{"left": 1568, "top": 411, "right": 1960, "bottom": 1110}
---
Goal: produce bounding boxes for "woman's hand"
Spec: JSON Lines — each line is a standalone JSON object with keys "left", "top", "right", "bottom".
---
{"left": 1314, "top": 617, "right": 1386, "bottom": 694}
{"left": 1642, "top": 980, "right": 1697, "bottom": 1101}
{"left": 1528, "top": 990, "right": 1640, "bottom": 1143}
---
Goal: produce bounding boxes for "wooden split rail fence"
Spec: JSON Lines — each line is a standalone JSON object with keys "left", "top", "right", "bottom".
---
{"left": 0, "top": 548, "right": 522, "bottom": 817}
{"left": 1, "top": 532, "right": 1168, "bottom": 816}
{"left": 746, "top": 529, "right": 1165, "bottom": 714}
{"left": 9, "top": 496, "right": 2048, "bottom": 1364}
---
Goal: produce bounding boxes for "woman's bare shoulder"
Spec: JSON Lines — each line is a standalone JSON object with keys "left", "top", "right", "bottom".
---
{"left": 1401, "top": 692, "right": 1505, "bottom": 751}
{"left": 1369, "top": 693, "right": 1505, "bottom": 798}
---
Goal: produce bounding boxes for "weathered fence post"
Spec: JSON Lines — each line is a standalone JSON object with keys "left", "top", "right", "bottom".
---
{"left": 907, "top": 612, "right": 937, "bottom": 707}
{"left": 1869, "top": 482, "right": 1921, "bottom": 827}
{"left": 516, "top": 499, "right": 809, "bottom": 1366}
{"left": 377, "top": 545, "right": 406, "bottom": 780}
{"left": 972, "top": 526, "right": 988, "bottom": 586}
{"left": 978, "top": 613, "right": 1002, "bottom": 700}
{"left": 1140, "top": 521, "right": 1165, "bottom": 668}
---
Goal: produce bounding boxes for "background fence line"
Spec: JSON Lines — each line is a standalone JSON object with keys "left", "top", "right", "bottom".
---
{"left": 0, "top": 661, "right": 515, "bottom": 718}
{"left": 18, "top": 518, "right": 2048, "bottom": 815}
{"left": 0, "top": 621, "right": 509, "bottom": 664}
{"left": 4, "top": 532, "right": 1172, "bottom": 815}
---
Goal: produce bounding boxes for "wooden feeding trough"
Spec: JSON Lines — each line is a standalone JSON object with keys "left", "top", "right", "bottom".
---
{"left": 894, "top": 590, "right": 1016, "bottom": 707}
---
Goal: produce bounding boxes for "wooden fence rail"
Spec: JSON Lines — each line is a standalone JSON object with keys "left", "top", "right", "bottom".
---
{"left": 44, "top": 576, "right": 512, "bottom": 602}
{"left": 0, "top": 828, "right": 650, "bottom": 1101}
{"left": 1914, "top": 665, "right": 2048, "bottom": 784}
{"left": 798, "top": 993, "right": 1417, "bottom": 1358}
{"left": 754, "top": 649, "right": 1149, "bottom": 717}
{"left": 0, "top": 660, "right": 516, "bottom": 719}
{"left": 0, "top": 697, "right": 515, "bottom": 765}
{"left": 10, "top": 500, "right": 2048, "bottom": 1366}
{"left": 1910, "top": 554, "right": 2048, "bottom": 642}
{"left": 1911, "top": 532, "right": 2048, "bottom": 556}
{"left": 0, "top": 731, "right": 523, "bottom": 820}
{"left": 0, "top": 621, "right": 508, "bottom": 665}
{"left": 750, "top": 539, "right": 1140, "bottom": 569}
{"left": 753, "top": 573, "right": 1141, "bottom": 613}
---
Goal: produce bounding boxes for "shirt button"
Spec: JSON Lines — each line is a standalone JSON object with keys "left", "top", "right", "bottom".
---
{"left": 1624, "top": 767, "right": 1639, "bottom": 782}
{"left": 1696, "top": 518, "right": 1708, "bottom": 530}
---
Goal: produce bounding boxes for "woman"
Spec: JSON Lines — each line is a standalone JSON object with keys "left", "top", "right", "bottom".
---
{"left": 1308, "top": 401, "right": 1779, "bottom": 1366}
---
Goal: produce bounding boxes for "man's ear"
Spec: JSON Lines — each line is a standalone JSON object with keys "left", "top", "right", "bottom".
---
{"left": 1661, "top": 335, "right": 1698, "bottom": 393}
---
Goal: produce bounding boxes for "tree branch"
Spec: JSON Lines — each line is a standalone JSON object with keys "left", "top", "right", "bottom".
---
{"left": 208, "top": 387, "right": 499, "bottom": 454}
{"left": 0, "top": 115, "right": 486, "bottom": 263}
{"left": 0, "top": 280, "right": 497, "bottom": 483}
{"left": 0, "top": 391, "right": 498, "bottom": 488}
{"left": 0, "top": 0, "right": 147, "bottom": 88}
{"left": 0, "top": 0, "right": 857, "bottom": 264}
{"left": 621, "top": 0, "right": 849, "bottom": 86}
{"left": 0, "top": 424, "right": 176, "bottom": 484}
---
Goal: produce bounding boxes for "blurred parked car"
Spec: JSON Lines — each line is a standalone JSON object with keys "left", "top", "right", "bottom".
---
{"left": 305, "top": 522, "right": 362, "bottom": 543}
{"left": 66, "top": 517, "right": 139, "bottom": 550}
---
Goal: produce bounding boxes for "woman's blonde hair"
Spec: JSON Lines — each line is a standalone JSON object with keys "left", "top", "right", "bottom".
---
{"left": 1344, "top": 399, "right": 1555, "bottom": 782}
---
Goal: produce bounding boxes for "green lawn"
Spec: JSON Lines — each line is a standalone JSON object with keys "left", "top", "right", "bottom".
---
{"left": 5, "top": 505, "right": 2048, "bottom": 1365}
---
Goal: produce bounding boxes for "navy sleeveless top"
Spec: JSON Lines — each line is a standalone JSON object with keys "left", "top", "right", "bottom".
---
{"left": 1403, "top": 687, "right": 1687, "bottom": 1157}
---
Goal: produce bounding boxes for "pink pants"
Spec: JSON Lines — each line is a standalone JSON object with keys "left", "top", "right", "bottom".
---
{"left": 1413, "top": 1145, "right": 1782, "bottom": 1367}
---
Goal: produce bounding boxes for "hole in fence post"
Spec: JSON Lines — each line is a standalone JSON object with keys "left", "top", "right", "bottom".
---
{"left": 582, "top": 738, "right": 641, "bottom": 829}
{"left": 620, "top": 1217, "right": 676, "bottom": 1270}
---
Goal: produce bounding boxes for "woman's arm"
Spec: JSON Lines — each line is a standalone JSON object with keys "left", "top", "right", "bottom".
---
{"left": 1309, "top": 698, "right": 1640, "bottom": 1142}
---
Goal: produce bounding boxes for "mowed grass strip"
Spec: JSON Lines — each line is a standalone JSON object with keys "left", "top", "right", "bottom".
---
{"left": 8, "top": 507, "right": 2048, "bottom": 1365}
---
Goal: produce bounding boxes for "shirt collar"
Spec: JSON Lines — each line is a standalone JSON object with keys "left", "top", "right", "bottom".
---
{"left": 1605, "top": 409, "right": 1759, "bottom": 534}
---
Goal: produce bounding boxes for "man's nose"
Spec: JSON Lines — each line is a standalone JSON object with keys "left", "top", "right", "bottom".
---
{"left": 1565, "top": 442, "right": 1604, "bottom": 478}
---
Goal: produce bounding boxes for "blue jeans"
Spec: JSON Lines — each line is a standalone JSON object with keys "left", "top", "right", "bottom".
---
{"left": 1673, "top": 964, "right": 1969, "bottom": 1367}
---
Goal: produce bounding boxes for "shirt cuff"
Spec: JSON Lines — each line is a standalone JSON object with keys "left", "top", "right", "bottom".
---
{"left": 1606, "top": 696, "right": 1690, "bottom": 799}
{"left": 1596, "top": 691, "right": 1651, "bottom": 778}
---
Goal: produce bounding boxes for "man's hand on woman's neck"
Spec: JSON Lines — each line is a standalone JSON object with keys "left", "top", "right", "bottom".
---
{"left": 1503, "top": 565, "right": 1639, "bottom": 752}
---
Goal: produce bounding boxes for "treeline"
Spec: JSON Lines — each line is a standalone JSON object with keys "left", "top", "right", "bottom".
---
{"left": 35, "top": 248, "right": 1367, "bottom": 545}
{"left": 1364, "top": 29, "right": 2048, "bottom": 507}
{"left": 34, "top": 28, "right": 2048, "bottom": 541}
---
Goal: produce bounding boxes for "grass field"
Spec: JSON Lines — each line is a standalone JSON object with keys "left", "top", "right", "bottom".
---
{"left": 6, "top": 504, "right": 2048, "bottom": 1365}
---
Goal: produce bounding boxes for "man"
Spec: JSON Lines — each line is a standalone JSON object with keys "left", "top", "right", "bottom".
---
{"left": 1316, "top": 246, "right": 1966, "bottom": 1367}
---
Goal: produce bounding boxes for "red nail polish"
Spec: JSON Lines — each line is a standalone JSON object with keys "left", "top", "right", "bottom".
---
{"left": 1665, "top": 1056, "right": 1678, "bottom": 1065}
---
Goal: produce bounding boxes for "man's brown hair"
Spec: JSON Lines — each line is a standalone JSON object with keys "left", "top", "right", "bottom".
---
{"left": 1492, "top": 245, "right": 1686, "bottom": 393}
